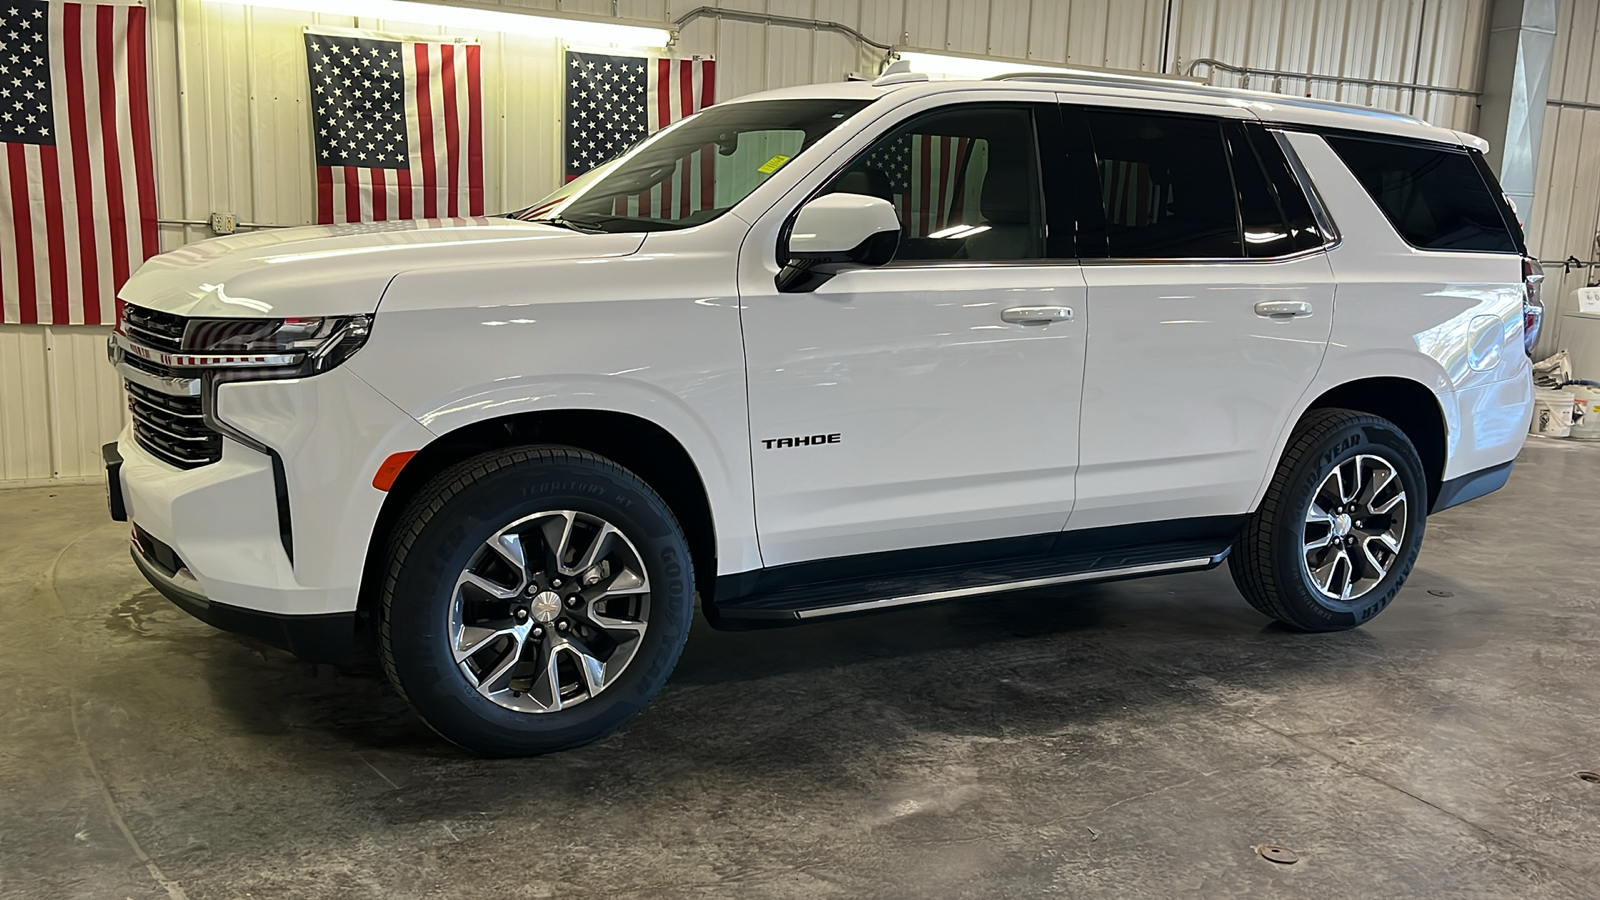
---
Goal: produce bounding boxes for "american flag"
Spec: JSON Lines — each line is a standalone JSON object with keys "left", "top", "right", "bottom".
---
{"left": 863, "top": 132, "right": 979, "bottom": 238}
{"left": 564, "top": 50, "right": 715, "bottom": 220}
{"left": 0, "top": 0, "right": 156, "bottom": 326}
{"left": 1100, "top": 159, "right": 1166, "bottom": 227}
{"left": 305, "top": 28, "right": 483, "bottom": 224}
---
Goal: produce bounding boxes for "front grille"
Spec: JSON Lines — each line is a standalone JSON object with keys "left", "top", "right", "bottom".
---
{"left": 126, "top": 371, "right": 223, "bottom": 469}
{"left": 123, "top": 350, "right": 180, "bottom": 379}
{"left": 122, "top": 304, "right": 186, "bottom": 353}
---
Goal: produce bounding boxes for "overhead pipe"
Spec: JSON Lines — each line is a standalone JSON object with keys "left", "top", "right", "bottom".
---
{"left": 1185, "top": 57, "right": 1480, "bottom": 98}
{"left": 1547, "top": 98, "right": 1600, "bottom": 113}
{"left": 670, "top": 6, "right": 895, "bottom": 51}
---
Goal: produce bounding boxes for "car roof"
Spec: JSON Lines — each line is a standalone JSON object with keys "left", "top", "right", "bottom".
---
{"left": 721, "top": 74, "right": 1484, "bottom": 152}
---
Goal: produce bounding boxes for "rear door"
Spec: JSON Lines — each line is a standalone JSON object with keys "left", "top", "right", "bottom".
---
{"left": 1064, "top": 103, "right": 1337, "bottom": 532}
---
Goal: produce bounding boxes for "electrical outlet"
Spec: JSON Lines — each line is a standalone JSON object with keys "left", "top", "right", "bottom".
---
{"left": 209, "top": 212, "right": 238, "bottom": 235}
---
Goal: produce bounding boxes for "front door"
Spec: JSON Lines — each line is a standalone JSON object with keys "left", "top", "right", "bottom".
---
{"left": 739, "top": 102, "right": 1087, "bottom": 567}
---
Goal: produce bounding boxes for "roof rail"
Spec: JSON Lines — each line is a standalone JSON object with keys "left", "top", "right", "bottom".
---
{"left": 988, "top": 71, "right": 1427, "bottom": 125}
{"left": 986, "top": 70, "right": 1206, "bottom": 90}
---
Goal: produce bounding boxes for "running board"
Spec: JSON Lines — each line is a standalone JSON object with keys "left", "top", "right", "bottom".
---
{"left": 713, "top": 539, "right": 1233, "bottom": 623}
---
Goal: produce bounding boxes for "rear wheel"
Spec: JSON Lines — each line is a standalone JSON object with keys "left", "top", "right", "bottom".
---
{"left": 380, "top": 447, "right": 694, "bottom": 756}
{"left": 1231, "top": 409, "right": 1427, "bottom": 631}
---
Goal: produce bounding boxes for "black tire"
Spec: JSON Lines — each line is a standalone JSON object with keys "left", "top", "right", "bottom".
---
{"left": 1230, "top": 408, "right": 1427, "bottom": 632}
{"left": 380, "top": 446, "right": 694, "bottom": 756}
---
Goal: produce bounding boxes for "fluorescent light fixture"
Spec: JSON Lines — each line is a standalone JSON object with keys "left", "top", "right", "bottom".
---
{"left": 896, "top": 50, "right": 1199, "bottom": 86}
{"left": 211, "top": 0, "right": 672, "bottom": 47}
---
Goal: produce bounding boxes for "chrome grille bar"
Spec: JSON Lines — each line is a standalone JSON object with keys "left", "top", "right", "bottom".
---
{"left": 118, "top": 304, "right": 224, "bottom": 469}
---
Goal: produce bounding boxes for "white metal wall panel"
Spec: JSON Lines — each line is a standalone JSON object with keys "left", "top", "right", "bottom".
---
{"left": 0, "top": 0, "right": 1508, "bottom": 483}
{"left": 52, "top": 330, "right": 128, "bottom": 481}
{"left": 813, "top": 0, "right": 867, "bottom": 80}
{"left": 858, "top": 0, "right": 904, "bottom": 50}
{"left": 765, "top": 0, "right": 817, "bottom": 88}
{"left": 1064, "top": 0, "right": 1113, "bottom": 67}
{"left": 1529, "top": 0, "right": 1600, "bottom": 358}
{"left": 1549, "top": 0, "right": 1597, "bottom": 102}
{"left": 0, "top": 328, "right": 53, "bottom": 483}
{"left": 1172, "top": 0, "right": 1487, "bottom": 132}
{"left": 945, "top": 0, "right": 990, "bottom": 55}
{"left": 0, "top": 327, "right": 124, "bottom": 484}
{"left": 902, "top": 1, "right": 950, "bottom": 52}
{"left": 986, "top": 0, "right": 1031, "bottom": 60}
{"left": 1026, "top": 1, "right": 1071, "bottom": 63}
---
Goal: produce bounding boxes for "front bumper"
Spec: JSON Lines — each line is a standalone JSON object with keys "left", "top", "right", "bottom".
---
{"left": 130, "top": 524, "right": 357, "bottom": 662}
{"left": 112, "top": 363, "right": 435, "bottom": 652}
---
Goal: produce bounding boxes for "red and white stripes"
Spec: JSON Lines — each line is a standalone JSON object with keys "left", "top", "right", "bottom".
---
{"left": 0, "top": 2, "right": 156, "bottom": 326}
{"left": 1101, "top": 159, "right": 1163, "bottom": 228}
{"left": 315, "top": 37, "right": 484, "bottom": 225}
{"left": 901, "top": 135, "right": 975, "bottom": 238}
{"left": 618, "top": 57, "right": 716, "bottom": 220}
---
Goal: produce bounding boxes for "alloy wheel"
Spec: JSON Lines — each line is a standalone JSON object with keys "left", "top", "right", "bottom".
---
{"left": 1302, "top": 453, "right": 1408, "bottom": 603}
{"left": 449, "top": 510, "right": 651, "bottom": 713}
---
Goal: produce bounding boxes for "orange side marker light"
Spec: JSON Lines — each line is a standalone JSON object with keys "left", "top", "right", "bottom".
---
{"left": 373, "top": 451, "right": 418, "bottom": 491}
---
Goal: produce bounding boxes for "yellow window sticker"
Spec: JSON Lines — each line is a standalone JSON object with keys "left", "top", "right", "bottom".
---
{"left": 757, "top": 154, "right": 792, "bottom": 174}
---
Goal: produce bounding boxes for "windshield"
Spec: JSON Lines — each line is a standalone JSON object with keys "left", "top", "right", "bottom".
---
{"left": 509, "top": 98, "right": 872, "bottom": 232}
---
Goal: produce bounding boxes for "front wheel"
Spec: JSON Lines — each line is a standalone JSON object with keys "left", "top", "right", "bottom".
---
{"left": 380, "top": 447, "right": 695, "bottom": 756}
{"left": 1231, "top": 409, "right": 1428, "bottom": 631}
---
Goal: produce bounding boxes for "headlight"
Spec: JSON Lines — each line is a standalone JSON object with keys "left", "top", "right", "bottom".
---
{"left": 175, "top": 315, "right": 372, "bottom": 374}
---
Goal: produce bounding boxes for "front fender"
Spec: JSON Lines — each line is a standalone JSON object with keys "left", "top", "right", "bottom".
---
{"left": 402, "top": 376, "right": 760, "bottom": 576}
{"left": 345, "top": 243, "right": 758, "bottom": 574}
{"left": 415, "top": 375, "right": 735, "bottom": 496}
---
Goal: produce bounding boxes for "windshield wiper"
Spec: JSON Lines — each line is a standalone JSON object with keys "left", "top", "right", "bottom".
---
{"left": 526, "top": 215, "right": 606, "bottom": 233}
{"left": 555, "top": 213, "right": 692, "bottom": 233}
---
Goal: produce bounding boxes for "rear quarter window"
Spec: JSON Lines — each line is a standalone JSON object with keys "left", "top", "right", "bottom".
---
{"left": 1324, "top": 135, "right": 1519, "bottom": 253}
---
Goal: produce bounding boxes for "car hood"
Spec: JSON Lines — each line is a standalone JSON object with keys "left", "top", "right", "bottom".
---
{"left": 119, "top": 218, "right": 647, "bottom": 318}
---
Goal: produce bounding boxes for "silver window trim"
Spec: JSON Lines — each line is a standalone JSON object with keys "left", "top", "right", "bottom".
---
{"left": 1080, "top": 244, "right": 1335, "bottom": 266}
{"left": 1268, "top": 127, "right": 1342, "bottom": 247}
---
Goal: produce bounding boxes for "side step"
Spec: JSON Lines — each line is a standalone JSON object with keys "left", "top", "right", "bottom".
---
{"left": 714, "top": 539, "right": 1233, "bottom": 622}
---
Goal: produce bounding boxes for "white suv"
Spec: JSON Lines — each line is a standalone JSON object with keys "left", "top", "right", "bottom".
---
{"left": 106, "top": 71, "right": 1539, "bottom": 755}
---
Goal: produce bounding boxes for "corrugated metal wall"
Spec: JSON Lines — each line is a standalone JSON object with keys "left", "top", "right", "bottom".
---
{"left": 1171, "top": 0, "right": 1488, "bottom": 131}
{"left": 1530, "top": 0, "right": 1600, "bottom": 357}
{"left": 0, "top": 326, "right": 128, "bottom": 484}
{"left": 0, "top": 0, "right": 1511, "bottom": 483}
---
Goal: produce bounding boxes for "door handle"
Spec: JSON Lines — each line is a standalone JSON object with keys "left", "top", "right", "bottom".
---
{"left": 1254, "top": 300, "right": 1313, "bottom": 319}
{"left": 1001, "top": 306, "right": 1074, "bottom": 325}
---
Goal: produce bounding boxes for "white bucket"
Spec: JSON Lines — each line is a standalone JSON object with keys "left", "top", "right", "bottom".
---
{"left": 1568, "top": 385, "right": 1600, "bottom": 440}
{"left": 1532, "top": 389, "right": 1576, "bottom": 437}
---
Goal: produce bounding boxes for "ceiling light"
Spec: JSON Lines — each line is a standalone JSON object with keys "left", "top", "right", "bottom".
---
{"left": 209, "top": 0, "right": 672, "bottom": 47}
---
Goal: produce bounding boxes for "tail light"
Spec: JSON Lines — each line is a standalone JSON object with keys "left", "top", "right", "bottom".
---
{"left": 1522, "top": 256, "right": 1545, "bottom": 357}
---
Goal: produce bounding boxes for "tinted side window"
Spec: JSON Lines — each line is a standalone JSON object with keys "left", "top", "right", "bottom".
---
{"left": 1085, "top": 110, "right": 1241, "bottom": 259}
{"left": 1246, "top": 126, "right": 1327, "bottom": 251}
{"left": 1324, "top": 136, "right": 1518, "bottom": 253}
{"left": 826, "top": 106, "right": 1043, "bottom": 262}
{"left": 1225, "top": 123, "right": 1297, "bottom": 258}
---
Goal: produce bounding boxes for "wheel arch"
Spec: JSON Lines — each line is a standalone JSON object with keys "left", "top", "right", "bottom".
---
{"left": 358, "top": 409, "right": 720, "bottom": 623}
{"left": 1301, "top": 376, "right": 1449, "bottom": 509}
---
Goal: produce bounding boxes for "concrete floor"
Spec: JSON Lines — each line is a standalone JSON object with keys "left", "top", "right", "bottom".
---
{"left": 2, "top": 439, "right": 1599, "bottom": 899}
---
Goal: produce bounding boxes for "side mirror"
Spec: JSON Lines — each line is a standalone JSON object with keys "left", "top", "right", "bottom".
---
{"left": 787, "top": 193, "right": 901, "bottom": 266}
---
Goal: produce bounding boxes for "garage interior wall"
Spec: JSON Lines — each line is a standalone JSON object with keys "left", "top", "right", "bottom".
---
{"left": 1529, "top": 0, "right": 1600, "bottom": 357}
{"left": 0, "top": 0, "right": 1537, "bottom": 485}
